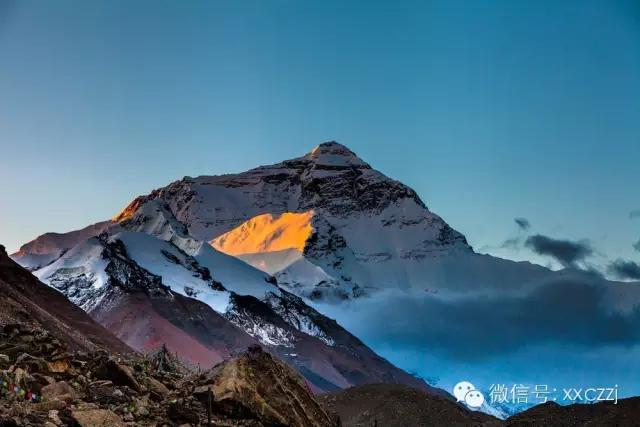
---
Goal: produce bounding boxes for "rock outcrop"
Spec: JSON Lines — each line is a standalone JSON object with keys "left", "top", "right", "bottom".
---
{"left": 0, "top": 324, "right": 338, "bottom": 426}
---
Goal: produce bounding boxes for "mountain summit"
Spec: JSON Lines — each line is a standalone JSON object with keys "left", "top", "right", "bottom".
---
{"left": 105, "top": 142, "right": 470, "bottom": 299}
{"left": 303, "top": 141, "right": 371, "bottom": 168}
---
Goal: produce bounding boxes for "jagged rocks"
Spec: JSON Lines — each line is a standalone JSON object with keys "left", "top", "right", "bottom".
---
{"left": 188, "top": 345, "right": 337, "bottom": 427}
{"left": 0, "top": 321, "right": 341, "bottom": 426}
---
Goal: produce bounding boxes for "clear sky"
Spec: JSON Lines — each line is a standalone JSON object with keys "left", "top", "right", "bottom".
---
{"left": 1, "top": 0, "right": 639, "bottom": 270}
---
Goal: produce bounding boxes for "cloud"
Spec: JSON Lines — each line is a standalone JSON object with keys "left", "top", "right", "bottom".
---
{"left": 500, "top": 237, "right": 521, "bottom": 249}
{"left": 630, "top": 210, "right": 640, "bottom": 220}
{"left": 634, "top": 238, "right": 640, "bottom": 253}
{"left": 525, "top": 234, "right": 593, "bottom": 268}
{"left": 608, "top": 259, "right": 640, "bottom": 280}
{"left": 514, "top": 217, "right": 531, "bottom": 231}
{"left": 321, "top": 275, "right": 640, "bottom": 362}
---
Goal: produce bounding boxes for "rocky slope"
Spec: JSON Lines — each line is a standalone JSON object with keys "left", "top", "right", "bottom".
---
{"left": 0, "top": 244, "right": 130, "bottom": 355}
{"left": 320, "top": 383, "right": 500, "bottom": 427}
{"left": 0, "top": 321, "right": 339, "bottom": 426}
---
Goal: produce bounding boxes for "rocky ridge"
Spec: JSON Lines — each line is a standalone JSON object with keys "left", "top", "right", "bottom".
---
{"left": 0, "top": 323, "right": 338, "bottom": 426}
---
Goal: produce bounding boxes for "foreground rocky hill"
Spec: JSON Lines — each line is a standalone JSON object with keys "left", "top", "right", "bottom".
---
{"left": 320, "top": 383, "right": 500, "bottom": 427}
{"left": 0, "top": 322, "right": 337, "bottom": 426}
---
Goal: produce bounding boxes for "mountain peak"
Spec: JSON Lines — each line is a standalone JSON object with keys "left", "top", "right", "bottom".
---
{"left": 304, "top": 141, "right": 369, "bottom": 168}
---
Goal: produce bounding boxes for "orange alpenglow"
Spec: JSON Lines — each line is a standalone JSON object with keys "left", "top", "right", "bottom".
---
{"left": 211, "top": 211, "right": 314, "bottom": 256}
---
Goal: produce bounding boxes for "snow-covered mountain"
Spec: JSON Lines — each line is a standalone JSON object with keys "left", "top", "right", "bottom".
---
{"left": 107, "top": 142, "right": 474, "bottom": 300}
{"left": 13, "top": 141, "right": 640, "bottom": 409}
{"left": 12, "top": 185, "right": 433, "bottom": 392}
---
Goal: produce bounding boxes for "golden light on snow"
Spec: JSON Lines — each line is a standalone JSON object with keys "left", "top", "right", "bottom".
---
{"left": 112, "top": 197, "right": 145, "bottom": 222}
{"left": 211, "top": 211, "right": 314, "bottom": 256}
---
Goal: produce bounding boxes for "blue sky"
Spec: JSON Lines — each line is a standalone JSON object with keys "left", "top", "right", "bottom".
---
{"left": 1, "top": 0, "right": 639, "bottom": 270}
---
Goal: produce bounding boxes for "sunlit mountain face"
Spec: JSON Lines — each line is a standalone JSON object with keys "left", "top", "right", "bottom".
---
{"left": 211, "top": 211, "right": 315, "bottom": 274}
{"left": 13, "top": 142, "right": 640, "bottom": 416}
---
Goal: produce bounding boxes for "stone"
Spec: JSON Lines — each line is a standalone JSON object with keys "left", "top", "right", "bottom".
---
{"left": 146, "top": 377, "right": 169, "bottom": 401}
{"left": 0, "top": 354, "right": 10, "bottom": 367}
{"left": 133, "top": 396, "right": 150, "bottom": 417}
{"left": 92, "top": 359, "right": 141, "bottom": 392}
{"left": 12, "top": 368, "right": 27, "bottom": 388}
{"left": 71, "top": 409, "right": 124, "bottom": 427}
{"left": 47, "top": 409, "right": 62, "bottom": 426}
{"left": 30, "top": 400, "right": 68, "bottom": 412}
{"left": 167, "top": 401, "right": 200, "bottom": 425}
{"left": 41, "top": 381, "right": 77, "bottom": 403}
{"left": 46, "top": 358, "right": 71, "bottom": 374}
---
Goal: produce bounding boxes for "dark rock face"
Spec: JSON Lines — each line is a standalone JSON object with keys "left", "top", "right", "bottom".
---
{"left": 187, "top": 345, "right": 337, "bottom": 427}
{"left": 0, "top": 247, "right": 130, "bottom": 355}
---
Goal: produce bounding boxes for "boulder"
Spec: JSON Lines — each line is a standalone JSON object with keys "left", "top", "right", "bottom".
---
{"left": 92, "top": 358, "right": 141, "bottom": 392}
{"left": 167, "top": 400, "right": 200, "bottom": 425}
{"left": 146, "top": 377, "right": 169, "bottom": 401}
{"left": 71, "top": 409, "right": 124, "bottom": 427}
{"left": 41, "top": 381, "right": 77, "bottom": 403}
{"left": 194, "top": 345, "right": 336, "bottom": 427}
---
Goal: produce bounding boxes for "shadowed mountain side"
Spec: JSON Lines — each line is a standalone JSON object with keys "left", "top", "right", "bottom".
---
{"left": 0, "top": 244, "right": 131, "bottom": 354}
{"left": 90, "top": 287, "right": 258, "bottom": 368}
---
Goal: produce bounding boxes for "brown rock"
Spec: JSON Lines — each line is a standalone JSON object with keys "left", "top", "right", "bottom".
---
{"left": 167, "top": 401, "right": 200, "bottom": 425}
{"left": 0, "top": 353, "right": 11, "bottom": 368}
{"left": 71, "top": 409, "right": 124, "bottom": 427}
{"left": 92, "top": 358, "right": 141, "bottom": 392}
{"left": 46, "top": 358, "right": 71, "bottom": 374}
{"left": 31, "top": 400, "right": 68, "bottom": 412}
{"left": 146, "top": 377, "right": 170, "bottom": 401}
{"left": 15, "top": 353, "right": 48, "bottom": 372}
{"left": 196, "top": 345, "right": 335, "bottom": 427}
{"left": 48, "top": 409, "right": 63, "bottom": 426}
{"left": 41, "top": 381, "right": 77, "bottom": 403}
